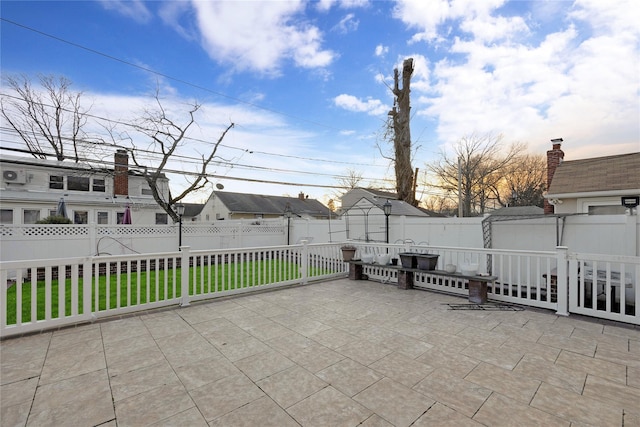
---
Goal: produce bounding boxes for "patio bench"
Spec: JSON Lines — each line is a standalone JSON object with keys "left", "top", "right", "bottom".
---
{"left": 347, "top": 261, "right": 497, "bottom": 304}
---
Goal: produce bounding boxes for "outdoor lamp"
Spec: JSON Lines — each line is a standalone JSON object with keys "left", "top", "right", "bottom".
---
{"left": 383, "top": 200, "right": 392, "bottom": 217}
{"left": 383, "top": 200, "right": 392, "bottom": 246}
{"left": 284, "top": 204, "right": 293, "bottom": 245}
{"left": 621, "top": 196, "right": 639, "bottom": 209}
{"left": 176, "top": 203, "right": 185, "bottom": 249}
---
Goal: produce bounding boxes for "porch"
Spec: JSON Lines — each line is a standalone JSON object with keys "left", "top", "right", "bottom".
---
{"left": 2, "top": 278, "right": 639, "bottom": 426}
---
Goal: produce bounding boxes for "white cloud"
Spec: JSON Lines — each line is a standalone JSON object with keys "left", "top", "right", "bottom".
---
{"left": 374, "top": 44, "right": 388, "bottom": 57}
{"left": 334, "top": 94, "right": 388, "bottom": 116}
{"left": 98, "top": 0, "right": 152, "bottom": 24}
{"left": 392, "top": 0, "right": 639, "bottom": 158}
{"left": 158, "top": 2, "right": 198, "bottom": 40}
{"left": 191, "top": 1, "right": 335, "bottom": 75}
{"left": 393, "top": 0, "right": 507, "bottom": 43}
{"left": 316, "top": 0, "right": 370, "bottom": 12}
{"left": 459, "top": 14, "right": 529, "bottom": 42}
{"left": 333, "top": 13, "right": 359, "bottom": 34}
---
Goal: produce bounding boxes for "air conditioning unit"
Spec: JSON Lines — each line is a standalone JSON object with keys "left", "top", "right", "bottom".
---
{"left": 3, "top": 169, "right": 27, "bottom": 184}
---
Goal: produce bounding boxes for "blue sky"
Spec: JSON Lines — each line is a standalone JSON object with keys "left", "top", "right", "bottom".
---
{"left": 1, "top": 0, "right": 639, "bottom": 204}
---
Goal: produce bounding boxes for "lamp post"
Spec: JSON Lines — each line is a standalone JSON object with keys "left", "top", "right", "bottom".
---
{"left": 284, "top": 204, "right": 292, "bottom": 245}
{"left": 176, "top": 203, "right": 185, "bottom": 250}
{"left": 383, "top": 200, "right": 392, "bottom": 249}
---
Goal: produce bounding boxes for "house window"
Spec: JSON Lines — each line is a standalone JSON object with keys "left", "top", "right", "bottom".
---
{"left": 74, "top": 210, "right": 88, "bottom": 224}
{"left": 49, "top": 175, "right": 63, "bottom": 190}
{"left": 93, "top": 178, "right": 106, "bottom": 192}
{"left": 24, "top": 209, "right": 40, "bottom": 224}
{"left": 97, "top": 211, "right": 109, "bottom": 224}
{"left": 141, "top": 187, "right": 153, "bottom": 196}
{"left": 68, "top": 176, "right": 90, "bottom": 191}
{"left": 116, "top": 212, "right": 124, "bottom": 224}
{"left": 1, "top": 209, "right": 13, "bottom": 224}
{"left": 588, "top": 205, "right": 626, "bottom": 215}
{"left": 155, "top": 213, "right": 168, "bottom": 224}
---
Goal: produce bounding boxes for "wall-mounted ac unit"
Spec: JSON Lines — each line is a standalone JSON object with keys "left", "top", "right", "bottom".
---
{"left": 3, "top": 169, "right": 27, "bottom": 184}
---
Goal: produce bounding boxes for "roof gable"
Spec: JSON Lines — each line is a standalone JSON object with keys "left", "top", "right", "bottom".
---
{"left": 547, "top": 152, "right": 640, "bottom": 196}
{"left": 344, "top": 197, "right": 428, "bottom": 217}
{"left": 214, "top": 191, "right": 331, "bottom": 216}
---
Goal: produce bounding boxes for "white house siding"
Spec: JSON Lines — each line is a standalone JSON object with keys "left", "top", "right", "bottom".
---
{"left": 0, "top": 154, "right": 170, "bottom": 225}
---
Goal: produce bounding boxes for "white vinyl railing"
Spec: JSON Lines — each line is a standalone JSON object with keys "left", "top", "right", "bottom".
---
{"left": 569, "top": 253, "right": 640, "bottom": 324}
{"left": 0, "top": 241, "right": 347, "bottom": 338}
{"left": 352, "top": 243, "right": 638, "bottom": 324}
{"left": 2, "top": 242, "right": 638, "bottom": 338}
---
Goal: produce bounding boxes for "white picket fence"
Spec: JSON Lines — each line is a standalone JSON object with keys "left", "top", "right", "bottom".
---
{"left": 1, "top": 242, "right": 638, "bottom": 338}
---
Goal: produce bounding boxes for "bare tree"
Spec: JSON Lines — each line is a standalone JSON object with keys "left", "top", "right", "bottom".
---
{"left": 1, "top": 74, "right": 89, "bottom": 161}
{"left": 338, "top": 168, "right": 363, "bottom": 190}
{"left": 428, "top": 133, "right": 525, "bottom": 216}
{"left": 126, "top": 93, "right": 234, "bottom": 222}
{"left": 422, "top": 194, "right": 458, "bottom": 217}
{"left": 496, "top": 153, "right": 546, "bottom": 207}
{"left": 388, "top": 58, "right": 416, "bottom": 205}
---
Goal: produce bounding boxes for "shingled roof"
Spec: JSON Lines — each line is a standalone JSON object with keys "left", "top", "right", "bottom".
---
{"left": 547, "top": 152, "right": 640, "bottom": 196}
{"left": 214, "top": 191, "right": 331, "bottom": 218}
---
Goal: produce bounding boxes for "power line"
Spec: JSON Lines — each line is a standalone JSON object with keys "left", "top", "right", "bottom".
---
{"left": 0, "top": 91, "right": 386, "bottom": 169}
{"left": 0, "top": 146, "right": 368, "bottom": 190}
{"left": 0, "top": 128, "right": 395, "bottom": 183}
{"left": 0, "top": 17, "right": 345, "bottom": 132}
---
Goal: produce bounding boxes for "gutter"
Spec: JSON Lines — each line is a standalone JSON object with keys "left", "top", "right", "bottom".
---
{"left": 545, "top": 189, "right": 640, "bottom": 199}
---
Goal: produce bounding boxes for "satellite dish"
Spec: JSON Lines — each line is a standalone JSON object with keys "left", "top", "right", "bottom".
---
{"left": 216, "top": 183, "right": 224, "bottom": 190}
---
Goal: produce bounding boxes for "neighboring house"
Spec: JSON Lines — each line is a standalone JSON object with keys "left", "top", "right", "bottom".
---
{"left": 340, "top": 188, "right": 398, "bottom": 212}
{"left": 0, "top": 150, "right": 171, "bottom": 225}
{"left": 181, "top": 203, "right": 206, "bottom": 222}
{"left": 544, "top": 140, "right": 640, "bottom": 215}
{"left": 200, "top": 191, "right": 332, "bottom": 221}
{"left": 340, "top": 187, "right": 437, "bottom": 218}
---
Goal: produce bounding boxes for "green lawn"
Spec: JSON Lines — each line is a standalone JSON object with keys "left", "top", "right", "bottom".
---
{"left": 4, "top": 259, "right": 314, "bottom": 325}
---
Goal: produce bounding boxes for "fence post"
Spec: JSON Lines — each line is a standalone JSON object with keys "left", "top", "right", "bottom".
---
{"left": 555, "top": 246, "right": 569, "bottom": 316}
{"left": 180, "top": 246, "right": 190, "bottom": 307}
{"left": 83, "top": 257, "right": 94, "bottom": 320}
{"left": 89, "top": 223, "right": 97, "bottom": 256}
{"left": 301, "top": 240, "right": 309, "bottom": 284}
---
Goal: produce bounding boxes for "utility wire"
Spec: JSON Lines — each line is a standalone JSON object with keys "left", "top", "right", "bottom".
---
{"left": 0, "top": 17, "right": 345, "bottom": 132}
{"left": 0, "top": 147, "right": 381, "bottom": 190}
{"left": 0, "top": 92, "right": 385, "bottom": 168}
{"left": 0, "top": 131, "right": 395, "bottom": 183}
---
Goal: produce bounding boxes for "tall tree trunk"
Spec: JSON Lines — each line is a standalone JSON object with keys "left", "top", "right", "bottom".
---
{"left": 390, "top": 58, "right": 415, "bottom": 205}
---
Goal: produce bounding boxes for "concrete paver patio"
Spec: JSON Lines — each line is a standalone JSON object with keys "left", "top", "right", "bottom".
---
{"left": 1, "top": 278, "right": 639, "bottom": 426}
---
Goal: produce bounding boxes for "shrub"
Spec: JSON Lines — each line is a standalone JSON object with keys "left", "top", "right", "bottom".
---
{"left": 36, "top": 215, "right": 73, "bottom": 224}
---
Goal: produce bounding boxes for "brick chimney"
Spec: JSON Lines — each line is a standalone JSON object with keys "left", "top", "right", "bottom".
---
{"left": 298, "top": 192, "right": 305, "bottom": 200}
{"left": 114, "top": 149, "right": 129, "bottom": 196}
{"left": 544, "top": 138, "right": 564, "bottom": 214}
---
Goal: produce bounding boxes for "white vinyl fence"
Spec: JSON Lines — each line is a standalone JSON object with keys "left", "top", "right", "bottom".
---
{"left": 0, "top": 242, "right": 347, "bottom": 338}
